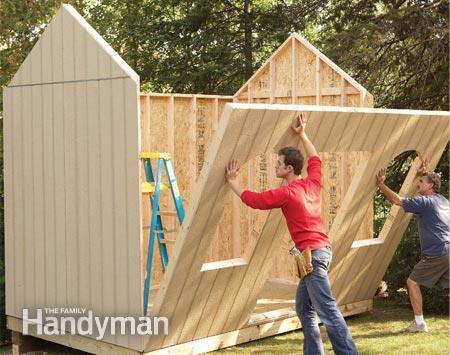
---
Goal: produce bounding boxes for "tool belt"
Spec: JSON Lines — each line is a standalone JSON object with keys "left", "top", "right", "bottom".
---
{"left": 290, "top": 246, "right": 313, "bottom": 280}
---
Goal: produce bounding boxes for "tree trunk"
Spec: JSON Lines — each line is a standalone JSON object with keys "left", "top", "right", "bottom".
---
{"left": 243, "top": 0, "right": 253, "bottom": 79}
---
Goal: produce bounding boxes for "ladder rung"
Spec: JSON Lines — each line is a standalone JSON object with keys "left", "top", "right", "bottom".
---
{"left": 158, "top": 211, "right": 178, "bottom": 216}
{"left": 142, "top": 227, "right": 178, "bottom": 232}
{"left": 154, "top": 228, "right": 178, "bottom": 234}
{"left": 140, "top": 152, "right": 171, "bottom": 160}
{"left": 159, "top": 239, "right": 176, "bottom": 244}
{"left": 141, "top": 182, "right": 169, "bottom": 193}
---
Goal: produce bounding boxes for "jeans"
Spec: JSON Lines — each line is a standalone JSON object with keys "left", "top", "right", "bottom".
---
{"left": 295, "top": 247, "right": 358, "bottom": 355}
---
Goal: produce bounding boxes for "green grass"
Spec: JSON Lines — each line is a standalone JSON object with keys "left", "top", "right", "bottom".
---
{"left": 0, "top": 299, "right": 448, "bottom": 354}
{"left": 213, "top": 299, "right": 450, "bottom": 355}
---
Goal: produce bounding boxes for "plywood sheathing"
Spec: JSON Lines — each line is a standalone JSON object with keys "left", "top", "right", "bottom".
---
{"left": 144, "top": 104, "right": 449, "bottom": 351}
{"left": 139, "top": 94, "right": 233, "bottom": 290}
{"left": 234, "top": 34, "right": 373, "bottom": 106}
{"left": 4, "top": 4, "right": 143, "bottom": 351}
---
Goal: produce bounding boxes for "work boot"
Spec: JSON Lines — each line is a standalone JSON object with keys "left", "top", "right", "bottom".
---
{"left": 401, "top": 321, "right": 428, "bottom": 333}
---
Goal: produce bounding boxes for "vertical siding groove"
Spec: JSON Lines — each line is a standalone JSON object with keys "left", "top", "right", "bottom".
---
{"left": 110, "top": 58, "right": 117, "bottom": 317}
{"left": 61, "top": 11, "right": 68, "bottom": 307}
{"left": 73, "top": 14, "right": 80, "bottom": 307}
{"left": 40, "top": 36, "right": 47, "bottom": 304}
{"left": 84, "top": 28, "right": 93, "bottom": 313}
{"left": 95, "top": 44, "right": 104, "bottom": 317}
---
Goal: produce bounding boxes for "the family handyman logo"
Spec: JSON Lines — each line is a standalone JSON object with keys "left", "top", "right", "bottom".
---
{"left": 22, "top": 307, "right": 169, "bottom": 340}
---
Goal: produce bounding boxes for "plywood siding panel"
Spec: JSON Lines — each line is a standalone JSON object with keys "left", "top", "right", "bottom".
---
{"left": 4, "top": 5, "right": 143, "bottom": 351}
{"left": 145, "top": 104, "right": 448, "bottom": 351}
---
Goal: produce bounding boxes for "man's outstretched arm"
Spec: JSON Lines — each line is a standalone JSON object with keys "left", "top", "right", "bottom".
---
{"left": 226, "top": 159, "right": 290, "bottom": 209}
{"left": 376, "top": 159, "right": 428, "bottom": 207}
{"left": 376, "top": 168, "right": 403, "bottom": 207}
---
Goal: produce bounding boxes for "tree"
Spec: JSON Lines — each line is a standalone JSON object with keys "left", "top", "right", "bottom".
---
{"left": 314, "top": 0, "right": 449, "bottom": 110}
{"left": 86, "top": 0, "right": 326, "bottom": 94}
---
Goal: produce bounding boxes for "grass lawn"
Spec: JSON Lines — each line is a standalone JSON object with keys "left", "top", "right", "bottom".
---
{"left": 0, "top": 299, "right": 448, "bottom": 354}
{"left": 214, "top": 299, "right": 449, "bottom": 354}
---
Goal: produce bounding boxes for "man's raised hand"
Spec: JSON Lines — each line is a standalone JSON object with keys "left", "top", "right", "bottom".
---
{"left": 291, "top": 112, "right": 308, "bottom": 135}
{"left": 376, "top": 168, "right": 386, "bottom": 187}
{"left": 417, "top": 158, "right": 428, "bottom": 176}
{"left": 226, "top": 159, "right": 240, "bottom": 181}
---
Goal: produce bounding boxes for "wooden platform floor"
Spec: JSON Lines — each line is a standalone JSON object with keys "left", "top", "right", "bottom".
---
{"left": 8, "top": 278, "right": 371, "bottom": 355}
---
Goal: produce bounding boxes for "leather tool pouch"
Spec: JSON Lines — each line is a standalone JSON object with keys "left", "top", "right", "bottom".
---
{"left": 294, "top": 248, "right": 313, "bottom": 280}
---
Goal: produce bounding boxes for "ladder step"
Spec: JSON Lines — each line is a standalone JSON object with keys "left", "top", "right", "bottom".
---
{"left": 140, "top": 152, "right": 171, "bottom": 160}
{"left": 159, "top": 238, "right": 176, "bottom": 244}
{"left": 158, "top": 211, "right": 178, "bottom": 216}
{"left": 154, "top": 228, "right": 178, "bottom": 234}
{"left": 141, "top": 182, "right": 169, "bottom": 193}
{"left": 142, "top": 226, "right": 178, "bottom": 232}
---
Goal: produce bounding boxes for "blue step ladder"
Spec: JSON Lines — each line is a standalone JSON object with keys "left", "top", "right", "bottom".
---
{"left": 140, "top": 152, "right": 185, "bottom": 315}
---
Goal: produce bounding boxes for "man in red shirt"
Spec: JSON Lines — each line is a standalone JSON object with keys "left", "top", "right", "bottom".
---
{"left": 226, "top": 114, "right": 358, "bottom": 355}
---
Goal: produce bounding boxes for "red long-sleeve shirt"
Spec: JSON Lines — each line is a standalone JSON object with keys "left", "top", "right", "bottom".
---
{"left": 241, "top": 156, "right": 331, "bottom": 251}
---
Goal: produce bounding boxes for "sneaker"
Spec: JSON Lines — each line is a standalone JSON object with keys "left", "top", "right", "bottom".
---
{"left": 401, "top": 321, "right": 428, "bottom": 333}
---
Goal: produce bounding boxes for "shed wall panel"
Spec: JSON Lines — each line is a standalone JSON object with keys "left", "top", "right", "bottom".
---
{"left": 145, "top": 104, "right": 449, "bottom": 351}
{"left": 4, "top": 4, "right": 143, "bottom": 351}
